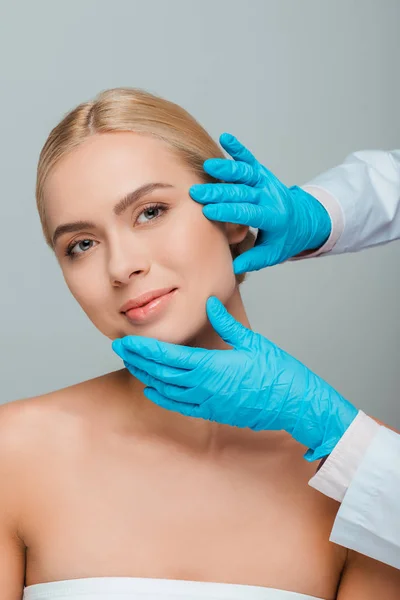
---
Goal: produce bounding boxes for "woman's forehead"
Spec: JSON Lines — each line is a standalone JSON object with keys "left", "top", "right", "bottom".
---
{"left": 48, "top": 132, "right": 185, "bottom": 184}
{"left": 43, "top": 132, "right": 196, "bottom": 225}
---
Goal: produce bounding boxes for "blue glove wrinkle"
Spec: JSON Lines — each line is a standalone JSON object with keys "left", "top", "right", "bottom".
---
{"left": 112, "top": 297, "right": 358, "bottom": 461}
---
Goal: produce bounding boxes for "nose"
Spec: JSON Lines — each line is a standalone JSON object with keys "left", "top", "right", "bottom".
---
{"left": 108, "top": 234, "right": 151, "bottom": 286}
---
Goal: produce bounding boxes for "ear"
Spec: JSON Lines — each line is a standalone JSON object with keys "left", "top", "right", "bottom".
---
{"left": 225, "top": 223, "right": 250, "bottom": 245}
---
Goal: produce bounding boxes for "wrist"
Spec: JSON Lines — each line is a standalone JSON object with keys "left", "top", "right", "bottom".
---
{"left": 303, "top": 387, "right": 359, "bottom": 462}
{"left": 291, "top": 186, "right": 332, "bottom": 253}
{"left": 308, "top": 412, "right": 380, "bottom": 501}
{"left": 306, "top": 189, "right": 332, "bottom": 251}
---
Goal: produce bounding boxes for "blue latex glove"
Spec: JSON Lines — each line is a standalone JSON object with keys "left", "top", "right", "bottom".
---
{"left": 112, "top": 297, "right": 358, "bottom": 461}
{"left": 189, "top": 133, "right": 332, "bottom": 274}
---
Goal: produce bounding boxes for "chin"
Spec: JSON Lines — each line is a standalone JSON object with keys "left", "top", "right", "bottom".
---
{"left": 122, "top": 313, "right": 208, "bottom": 346}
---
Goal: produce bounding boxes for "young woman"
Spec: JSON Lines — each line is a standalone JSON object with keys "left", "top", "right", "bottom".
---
{"left": 1, "top": 88, "right": 398, "bottom": 600}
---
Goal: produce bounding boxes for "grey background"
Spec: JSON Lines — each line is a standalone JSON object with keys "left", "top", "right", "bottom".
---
{"left": 1, "top": 1, "right": 399, "bottom": 426}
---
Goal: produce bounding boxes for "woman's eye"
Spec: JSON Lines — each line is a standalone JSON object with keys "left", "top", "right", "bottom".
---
{"left": 67, "top": 239, "right": 95, "bottom": 257}
{"left": 136, "top": 205, "right": 163, "bottom": 224}
{"left": 65, "top": 204, "right": 167, "bottom": 259}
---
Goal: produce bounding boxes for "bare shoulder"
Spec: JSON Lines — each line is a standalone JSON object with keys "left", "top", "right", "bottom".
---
{"left": 272, "top": 431, "right": 338, "bottom": 503}
{"left": 0, "top": 372, "right": 120, "bottom": 593}
{"left": 0, "top": 370, "right": 123, "bottom": 522}
{"left": 337, "top": 550, "right": 400, "bottom": 598}
{"left": 269, "top": 432, "right": 346, "bottom": 556}
{"left": 0, "top": 370, "right": 121, "bottom": 464}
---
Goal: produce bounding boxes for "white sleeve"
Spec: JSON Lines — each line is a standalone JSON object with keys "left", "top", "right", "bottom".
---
{"left": 308, "top": 411, "right": 380, "bottom": 502}
{"left": 329, "top": 427, "right": 400, "bottom": 570}
{"left": 301, "top": 149, "right": 400, "bottom": 256}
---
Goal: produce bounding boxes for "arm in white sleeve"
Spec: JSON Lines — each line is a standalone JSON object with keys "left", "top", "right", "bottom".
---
{"left": 309, "top": 414, "right": 400, "bottom": 569}
{"left": 301, "top": 149, "right": 400, "bottom": 256}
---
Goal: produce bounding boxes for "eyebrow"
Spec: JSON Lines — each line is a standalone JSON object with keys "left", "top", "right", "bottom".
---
{"left": 51, "top": 182, "right": 174, "bottom": 248}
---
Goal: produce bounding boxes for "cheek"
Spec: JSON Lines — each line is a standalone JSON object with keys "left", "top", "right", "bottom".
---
{"left": 64, "top": 272, "right": 116, "bottom": 338}
{"left": 59, "top": 264, "right": 117, "bottom": 339}
{"left": 161, "top": 204, "right": 236, "bottom": 294}
{"left": 62, "top": 266, "right": 106, "bottom": 321}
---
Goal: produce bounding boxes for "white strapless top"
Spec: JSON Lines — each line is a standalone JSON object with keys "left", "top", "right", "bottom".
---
{"left": 23, "top": 577, "right": 326, "bottom": 600}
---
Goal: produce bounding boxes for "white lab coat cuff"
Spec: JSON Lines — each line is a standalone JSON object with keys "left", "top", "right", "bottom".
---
{"left": 329, "top": 426, "right": 400, "bottom": 569}
{"left": 308, "top": 411, "right": 380, "bottom": 502}
{"left": 290, "top": 185, "right": 345, "bottom": 260}
{"left": 304, "top": 150, "right": 400, "bottom": 254}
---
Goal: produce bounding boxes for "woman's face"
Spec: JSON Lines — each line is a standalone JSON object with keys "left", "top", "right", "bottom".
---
{"left": 44, "top": 132, "right": 248, "bottom": 344}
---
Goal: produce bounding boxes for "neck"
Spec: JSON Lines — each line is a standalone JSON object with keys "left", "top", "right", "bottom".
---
{"left": 116, "top": 287, "right": 250, "bottom": 454}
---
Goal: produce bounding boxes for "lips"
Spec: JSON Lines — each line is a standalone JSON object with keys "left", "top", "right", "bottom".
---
{"left": 120, "top": 287, "right": 178, "bottom": 324}
{"left": 120, "top": 287, "right": 176, "bottom": 313}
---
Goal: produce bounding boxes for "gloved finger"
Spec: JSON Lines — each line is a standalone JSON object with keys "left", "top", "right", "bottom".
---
{"left": 203, "top": 158, "right": 263, "bottom": 187}
{"left": 190, "top": 183, "right": 262, "bottom": 204}
{"left": 219, "top": 132, "right": 286, "bottom": 195}
{"left": 202, "top": 203, "right": 273, "bottom": 229}
{"left": 219, "top": 133, "right": 259, "bottom": 167}
{"left": 233, "top": 245, "right": 282, "bottom": 274}
{"left": 125, "top": 359, "right": 197, "bottom": 405}
{"left": 121, "top": 350, "right": 193, "bottom": 388}
{"left": 144, "top": 387, "right": 199, "bottom": 418}
{"left": 113, "top": 336, "right": 208, "bottom": 369}
{"left": 123, "top": 360, "right": 154, "bottom": 388}
{"left": 206, "top": 296, "right": 251, "bottom": 349}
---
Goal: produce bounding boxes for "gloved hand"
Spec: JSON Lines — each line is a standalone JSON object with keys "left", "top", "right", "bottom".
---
{"left": 112, "top": 297, "right": 358, "bottom": 461}
{"left": 189, "top": 133, "right": 332, "bottom": 274}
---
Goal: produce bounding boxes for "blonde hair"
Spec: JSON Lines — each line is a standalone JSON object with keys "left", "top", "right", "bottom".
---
{"left": 36, "top": 87, "right": 254, "bottom": 282}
